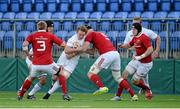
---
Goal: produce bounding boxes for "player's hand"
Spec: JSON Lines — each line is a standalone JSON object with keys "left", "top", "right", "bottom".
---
{"left": 118, "top": 43, "right": 124, "bottom": 48}
{"left": 28, "top": 54, "right": 33, "bottom": 61}
{"left": 152, "top": 50, "right": 159, "bottom": 58}
{"left": 133, "top": 56, "right": 143, "bottom": 61}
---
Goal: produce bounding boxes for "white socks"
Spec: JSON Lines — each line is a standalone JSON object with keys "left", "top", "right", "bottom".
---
{"left": 48, "top": 81, "right": 60, "bottom": 94}
{"left": 28, "top": 83, "right": 42, "bottom": 96}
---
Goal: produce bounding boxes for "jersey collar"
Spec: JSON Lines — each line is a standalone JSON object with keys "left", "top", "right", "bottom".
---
{"left": 38, "top": 30, "right": 46, "bottom": 32}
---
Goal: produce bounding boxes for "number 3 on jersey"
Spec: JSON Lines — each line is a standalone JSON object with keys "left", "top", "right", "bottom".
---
{"left": 37, "top": 41, "right": 46, "bottom": 51}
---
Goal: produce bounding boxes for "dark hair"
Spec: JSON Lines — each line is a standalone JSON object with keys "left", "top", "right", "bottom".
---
{"left": 46, "top": 21, "right": 53, "bottom": 27}
{"left": 133, "top": 23, "right": 142, "bottom": 35}
{"left": 84, "top": 25, "right": 92, "bottom": 29}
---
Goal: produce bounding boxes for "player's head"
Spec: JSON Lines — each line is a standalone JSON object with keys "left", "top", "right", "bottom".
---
{"left": 37, "top": 21, "right": 47, "bottom": 31}
{"left": 133, "top": 17, "right": 142, "bottom": 24}
{"left": 84, "top": 25, "right": 93, "bottom": 33}
{"left": 76, "top": 25, "right": 87, "bottom": 40}
{"left": 46, "top": 21, "right": 54, "bottom": 33}
{"left": 132, "top": 23, "right": 142, "bottom": 36}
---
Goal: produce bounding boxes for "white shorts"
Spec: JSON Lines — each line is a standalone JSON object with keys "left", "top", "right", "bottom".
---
{"left": 25, "top": 57, "right": 32, "bottom": 69}
{"left": 26, "top": 57, "right": 47, "bottom": 77}
{"left": 89, "top": 51, "right": 121, "bottom": 74}
{"left": 57, "top": 52, "right": 80, "bottom": 73}
{"left": 125, "top": 60, "right": 153, "bottom": 81}
{"left": 30, "top": 62, "right": 58, "bottom": 78}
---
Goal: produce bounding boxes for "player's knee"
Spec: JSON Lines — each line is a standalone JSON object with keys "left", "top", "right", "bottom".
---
{"left": 52, "top": 75, "right": 58, "bottom": 81}
{"left": 60, "top": 69, "right": 71, "bottom": 79}
{"left": 87, "top": 72, "right": 93, "bottom": 79}
{"left": 132, "top": 74, "right": 140, "bottom": 85}
{"left": 27, "top": 76, "right": 34, "bottom": 82}
{"left": 132, "top": 79, "right": 139, "bottom": 85}
{"left": 122, "top": 70, "right": 129, "bottom": 79}
{"left": 87, "top": 65, "right": 100, "bottom": 79}
{"left": 39, "top": 77, "right": 46, "bottom": 85}
{"left": 112, "top": 70, "right": 122, "bottom": 83}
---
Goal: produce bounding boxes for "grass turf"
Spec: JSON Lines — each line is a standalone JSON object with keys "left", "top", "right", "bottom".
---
{"left": 0, "top": 91, "right": 180, "bottom": 108}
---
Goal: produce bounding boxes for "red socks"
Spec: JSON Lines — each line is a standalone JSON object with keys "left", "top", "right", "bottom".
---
{"left": 116, "top": 79, "right": 134, "bottom": 97}
{"left": 136, "top": 79, "right": 150, "bottom": 90}
{"left": 89, "top": 74, "right": 104, "bottom": 88}
{"left": 19, "top": 79, "right": 32, "bottom": 96}
{"left": 116, "top": 85, "right": 123, "bottom": 97}
{"left": 59, "top": 75, "right": 67, "bottom": 95}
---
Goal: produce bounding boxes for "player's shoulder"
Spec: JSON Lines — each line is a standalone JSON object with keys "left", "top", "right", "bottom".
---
{"left": 141, "top": 33, "right": 150, "bottom": 39}
{"left": 68, "top": 34, "right": 77, "bottom": 42}
{"left": 142, "top": 27, "right": 154, "bottom": 33}
{"left": 126, "top": 30, "right": 133, "bottom": 36}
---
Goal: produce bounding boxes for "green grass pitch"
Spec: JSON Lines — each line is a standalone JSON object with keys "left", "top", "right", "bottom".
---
{"left": 0, "top": 91, "right": 180, "bottom": 108}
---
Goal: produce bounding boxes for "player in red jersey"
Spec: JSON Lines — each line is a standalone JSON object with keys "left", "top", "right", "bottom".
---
{"left": 17, "top": 21, "right": 65, "bottom": 100}
{"left": 112, "top": 23, "right": 153, "bottom": 101}
{"left": 70, "top": 26, "right": 137, "bottom": 99}
{"left": 26, "top": 21, "right": 59, "bottom": 99}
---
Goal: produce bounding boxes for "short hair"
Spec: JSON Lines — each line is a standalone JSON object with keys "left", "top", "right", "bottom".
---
{"left": 76, "top": 25, "right": 88, "bottom": 33}
{"left": 133, "top": 17, "right": 142, "bottom": 23}
{"left": 46, "top": 21, "right": 53, "bottom": 28}
{"left": 84, "top": 25, "right": 92, "bottom": 29}
{"left": 37, "top": 21, "right": 47, "bottom": 30}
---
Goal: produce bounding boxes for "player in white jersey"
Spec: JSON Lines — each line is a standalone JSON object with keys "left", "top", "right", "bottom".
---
{"left": 43, "top": 25, "right": 88, "bottom": 101}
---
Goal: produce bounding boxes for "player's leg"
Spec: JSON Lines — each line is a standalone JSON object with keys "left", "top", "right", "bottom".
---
{"left": 111, "top": 60, "right": 138, "bottom": 101}
{"left": 58, "top": 68, "right": 72, "bottom": 101}
{"left": 17, "top": 75, "right": 35, "bottom": 100}
{"left": 51, "top": 74, "right": 58, "bottom": 88}
{"left": 138, "top": 74, "right": 150, "bottom": 94}
{"left": 43, "top": 80, "right": 60, "bottom": 99}
{"left": 87, "top": 56, "right": 109, "bottom": 95}
{"left": 131, "top": 62, "right": 153, "bottom": 100}
{"left": 27, "top": 75, "right": 47, "bottom": 99}
{"left": 111, "top": 70, "right": 138, "bottom": 101}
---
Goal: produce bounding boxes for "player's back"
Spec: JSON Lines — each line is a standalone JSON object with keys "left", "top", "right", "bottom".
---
{"left": 85, "top": 31, "right": 116, "bottom": 55}
{"left": 27, "top": 31, "right": 62, "bottom": 65}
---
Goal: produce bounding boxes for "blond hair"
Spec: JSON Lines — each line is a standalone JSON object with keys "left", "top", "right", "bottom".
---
{"left": 37, "top": 21, "right": 47, "bottom": 30}
{"left": 133, "top": 17, "right": 142, "bottom": 23}
{"left": 76, "top": 25, "right": 88, "bottom": 33}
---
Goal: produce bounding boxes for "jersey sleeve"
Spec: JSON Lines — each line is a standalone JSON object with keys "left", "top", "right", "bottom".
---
{"left": 129, "top": 37, "right": 134, "bottom": 46}
{"left": 85, "top": 32, "right": 93, "bottom": 42}
{"left": 26, "top": 34, "right": 33, "bottom": 43}
{"left": 142, "top": 35, "right": 152, "bottom": 48}
{"left": 146, "top": 28, "right": 158, "bottom": 40}
{"left": 52, "top": 34, "right": 64, "bottom": 46}
{"left": 124, "top": 31, "right": 132, "bottom": 44}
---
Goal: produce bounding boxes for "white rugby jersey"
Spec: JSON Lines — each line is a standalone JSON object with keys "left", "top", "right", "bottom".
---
{"left": 57, "top": 34, "right": 85, "bottom": 73}
{"left": 124, "top": 27, "right": 158, "bottom": 44}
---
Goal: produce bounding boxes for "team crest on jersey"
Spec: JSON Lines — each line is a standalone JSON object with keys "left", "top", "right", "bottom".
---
{"left": 134, "top": 39, "right": 141, "bottom": 48}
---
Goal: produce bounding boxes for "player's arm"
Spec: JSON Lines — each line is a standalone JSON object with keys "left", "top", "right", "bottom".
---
{"left": 119, "top": 43, "right": 132, "bottom": 49}
{"left": 153, "top": 35, "right": 161, "bottom": 58}
{"left": 147, "top": 29, "right": 161, "bottom": 58}
{"left": 85, "top": 48, "right": 95, "bottom": 55}
{"left": 22, "top": 40, "right": 29, "bottom": 57}
{"left": 64, "top": 45, "right": 81, "bottom": 59}
{"left": 133, "top": 46, "right": 153, "bottom": 60}
{"left": 77, "top": 41, "right": 90, "bottom": 53}
{"left": 52, "top": 34, "right": 66, "bottom": 48}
